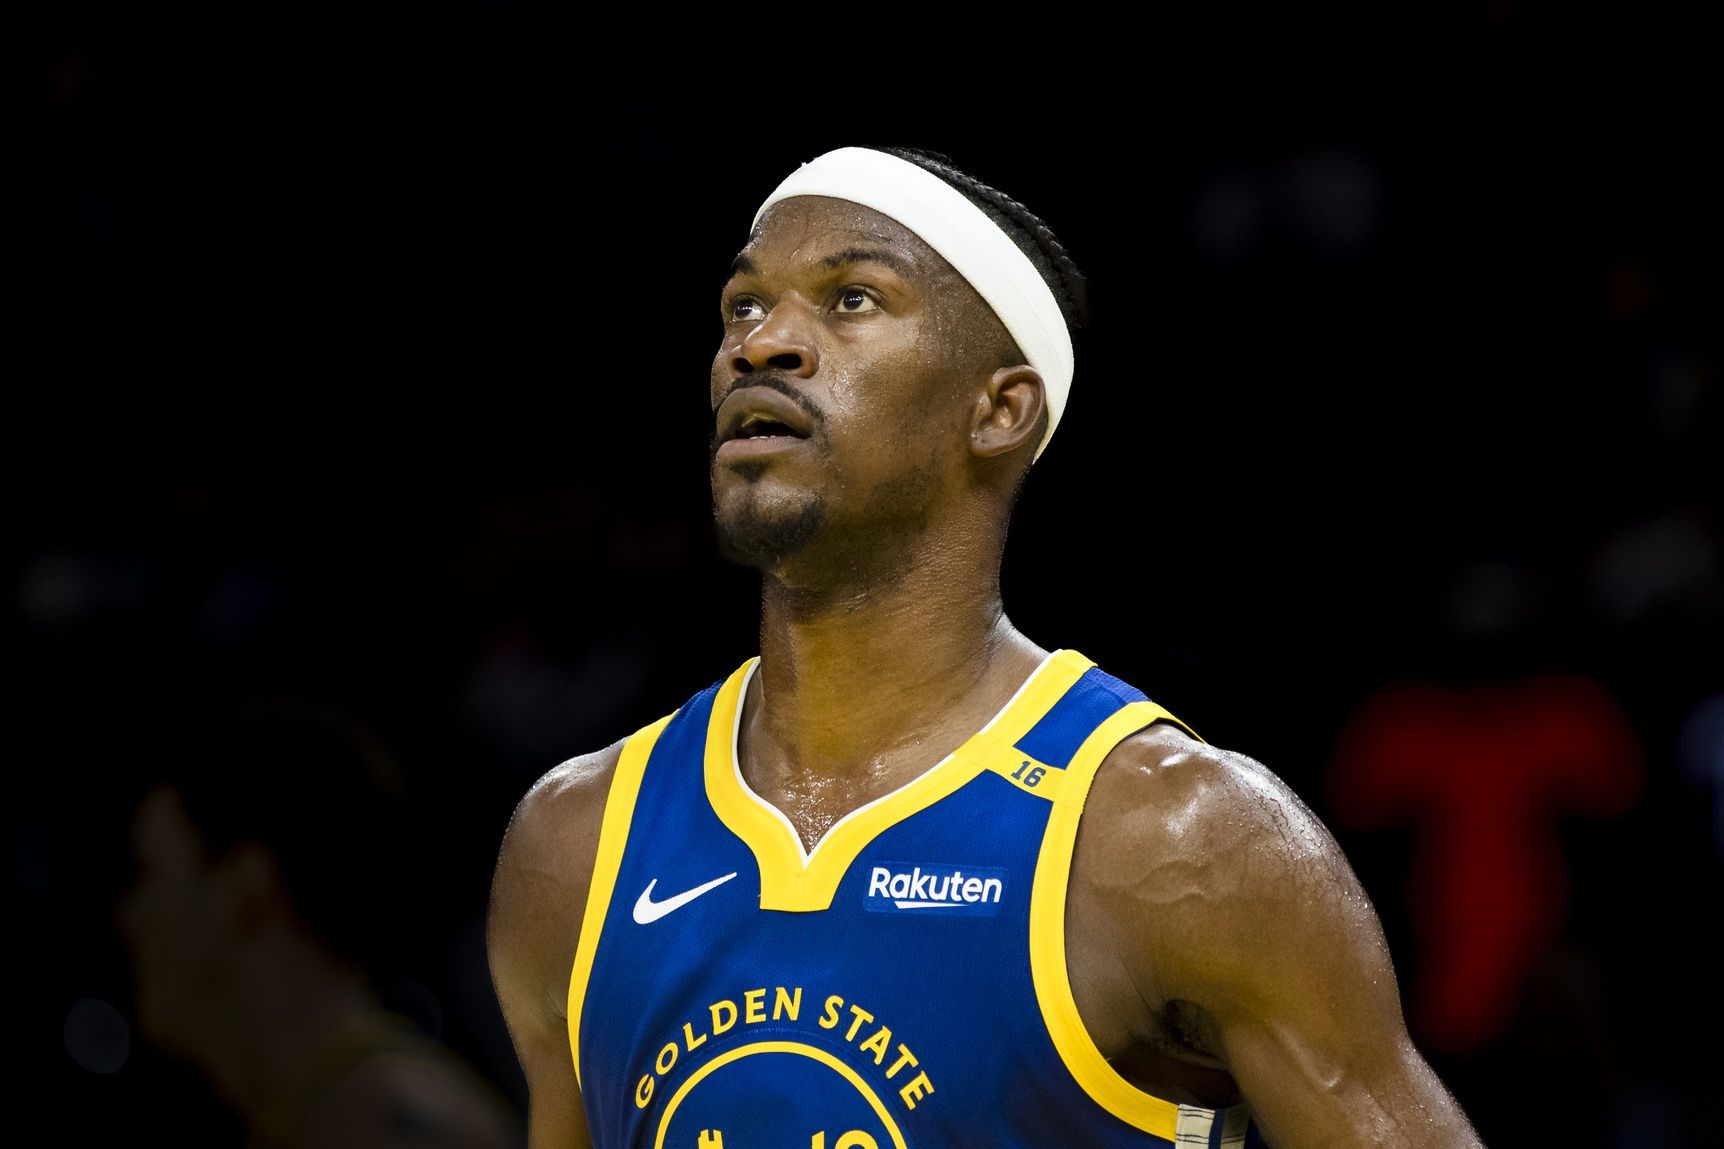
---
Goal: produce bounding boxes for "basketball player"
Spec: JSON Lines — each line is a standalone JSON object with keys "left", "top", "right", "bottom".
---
{"left": 487, "top": 146, "right": 1485, "bottom": 1148}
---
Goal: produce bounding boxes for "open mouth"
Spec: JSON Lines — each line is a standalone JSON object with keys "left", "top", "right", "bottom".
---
{"left": 715, "top": 386, "right": 818, "bottom": 451}
{"left": 734, "top": 413, "right": 800, "bottom": 440}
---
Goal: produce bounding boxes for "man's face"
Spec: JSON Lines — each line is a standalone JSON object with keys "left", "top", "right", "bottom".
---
{"left": 709, "top": 195, "right": 1007, "bottom": 577}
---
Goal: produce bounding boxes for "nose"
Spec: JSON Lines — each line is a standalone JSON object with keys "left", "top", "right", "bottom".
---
{"left": 730, "top": 296, "right": 819, "bottom": 378}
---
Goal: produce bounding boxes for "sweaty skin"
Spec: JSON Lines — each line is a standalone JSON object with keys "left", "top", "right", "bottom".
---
{"left": 487, "top": 195, "right": 1485, "bottom": 1149}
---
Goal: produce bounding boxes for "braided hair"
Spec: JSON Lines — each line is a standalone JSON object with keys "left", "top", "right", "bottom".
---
{"left": 877, "top": 146, "right": 1089, "bottom": 334}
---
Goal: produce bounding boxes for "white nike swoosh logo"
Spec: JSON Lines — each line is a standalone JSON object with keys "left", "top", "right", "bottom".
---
{"left": 632, "top": 872, "right": 739, "bottom": 924}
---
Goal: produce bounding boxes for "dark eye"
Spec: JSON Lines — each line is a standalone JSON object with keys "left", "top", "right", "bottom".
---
{"left": 728, "top": 296, "right": 766, "bottom": 322}
{"left": 833, "top": 288, "right": 878, "bottom": 314}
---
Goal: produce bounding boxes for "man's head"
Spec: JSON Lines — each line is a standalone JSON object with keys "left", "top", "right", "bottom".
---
{"left": 709, "top": 147, "right": 1084, "bottom": 585}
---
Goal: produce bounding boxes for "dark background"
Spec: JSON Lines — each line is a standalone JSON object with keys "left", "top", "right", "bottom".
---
{"left": 12, "top": 8, "right": 1721, "bottom": 1146}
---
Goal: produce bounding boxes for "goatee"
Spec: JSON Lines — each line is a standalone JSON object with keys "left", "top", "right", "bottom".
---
{"left": 713, "top": 497, "right": 826, "bottom": 570}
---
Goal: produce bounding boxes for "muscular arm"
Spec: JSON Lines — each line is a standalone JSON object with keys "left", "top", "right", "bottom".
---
{"left": 1074, "top": 727, "right": 1484, "bottom": 1149}
{"left": 486, "top": 743, "right": 623, "bottom": 1149}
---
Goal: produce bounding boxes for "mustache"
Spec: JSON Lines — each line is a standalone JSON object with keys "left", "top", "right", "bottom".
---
{"left": 711, "top": 374, "right": 827, "bottom": 436}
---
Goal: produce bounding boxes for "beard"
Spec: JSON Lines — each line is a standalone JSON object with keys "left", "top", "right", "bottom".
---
{"left": 712, "top": 486, "right": 827, "bottom": 570}
{"left": 710, "top": 452, "right": 946, "bottom": 583}
{"left": 707, "top": 376, "right": 947, "bottom": 581}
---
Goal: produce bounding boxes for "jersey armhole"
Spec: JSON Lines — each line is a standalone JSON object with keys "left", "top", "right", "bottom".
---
{"left": 565, "top": 710, "right": 676, "bottom": 1090}
{"left": 1028, "top": 702, "right": 1252, "bottom": 1144}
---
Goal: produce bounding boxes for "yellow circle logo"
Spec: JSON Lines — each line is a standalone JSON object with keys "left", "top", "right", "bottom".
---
{"left": 654, "top": 1041, "right": 909, "bottom": 1149}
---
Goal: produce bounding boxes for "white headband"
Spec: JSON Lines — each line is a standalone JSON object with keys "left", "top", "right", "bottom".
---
{"left": 752, "top": 147, "right": 1073, "bottom": 461}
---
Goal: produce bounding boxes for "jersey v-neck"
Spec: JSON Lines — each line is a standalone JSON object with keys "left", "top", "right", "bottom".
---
{"left": 703, "top": 648, "right": 1094, "bottom": 911}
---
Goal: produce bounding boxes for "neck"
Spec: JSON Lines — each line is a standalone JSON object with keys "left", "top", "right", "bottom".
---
{"left": 747, "top": 526, "right": 1047, "bottom": 791}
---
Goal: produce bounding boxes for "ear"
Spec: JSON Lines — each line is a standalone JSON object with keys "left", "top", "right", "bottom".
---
{"left": 968, "top": 365, "right": 1046, "bottom": 459}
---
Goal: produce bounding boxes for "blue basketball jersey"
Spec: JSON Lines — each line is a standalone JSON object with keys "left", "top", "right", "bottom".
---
{"left": 569, "top": 649, "right": 1264, "bottom": 1148}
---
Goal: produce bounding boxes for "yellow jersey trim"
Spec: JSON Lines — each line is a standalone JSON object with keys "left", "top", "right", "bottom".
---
{"left": 567, "top": 711, "right": 676, "bottom": 1091}
{"left": 653, "top": 1041, "right": 909, "bottom": 1149}
{"left": 705, "top": 649, "right": 1095, "bottom": 912}
{"left": 1028, "top": 698, "right": 1198, "bottom": 1140}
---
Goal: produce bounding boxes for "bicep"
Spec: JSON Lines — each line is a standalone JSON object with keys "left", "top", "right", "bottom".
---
{"left": 1158, "top": 812, "right": 1480, "bottom": 1148}
{"left": 518, "top": 1037, "right": 592, "bottom": 1149}
{"left": 486, "top": 765, "right": 610, "bottom": 1149}
{"left": 489, "top": 907, "right": 589, "bottom": 1147}
{"left": 1190, "top": 868, "right": 1472, "bottom": 1149}
{"left": 489, "top": 844, "right": 594, "bottom": 1149}
{"left": 1095, "top": 736, "right": 1481, "bottom": 1149}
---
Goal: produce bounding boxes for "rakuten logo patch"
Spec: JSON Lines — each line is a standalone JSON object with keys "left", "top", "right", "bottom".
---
{"left": 864, "top": 863, "right": 1007, "bottom": 916}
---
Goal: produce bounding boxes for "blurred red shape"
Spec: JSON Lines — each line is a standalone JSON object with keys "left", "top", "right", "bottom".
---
{"left": 1329, "top": 675, "right": 1642, "bottom": 1050}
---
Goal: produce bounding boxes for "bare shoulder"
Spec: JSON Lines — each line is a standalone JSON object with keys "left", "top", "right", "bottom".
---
{"left": 486, "top": 739, "right": 627, "bottom": 1028}
{"left": 1085, "top": 722, "right": 1351, "bottom": 878}
{"left": 1075, "top": 721, "right": 1391, "bottom": 1004}
{"left": 497, "top": 741, "right": 627, "bottom": 891}
{"left": 1073, "top": 722, "right": 1485, "bottom": 1147}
